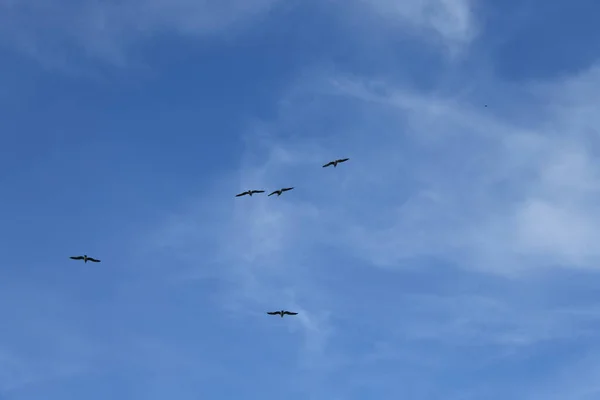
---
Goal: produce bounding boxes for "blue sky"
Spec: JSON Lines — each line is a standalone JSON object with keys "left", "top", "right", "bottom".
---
{"left": 1, "top": 0, "right": 600, "bottom": 398}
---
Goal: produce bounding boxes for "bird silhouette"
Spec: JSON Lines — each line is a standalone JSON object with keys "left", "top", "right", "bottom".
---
{"left": 70, "top": 255, "right": 100, "bottom": 263}
{"left": 235, "top": 190, "right": 265, "bottom": 197}
{"left": 268, "top": 187, "right": 294, "bottom": 196}
{"left": 267, "top": 310, "right": 298, "bottom": 318}
{"left": 322, "top": 158, "right": 349, "bottom": 168}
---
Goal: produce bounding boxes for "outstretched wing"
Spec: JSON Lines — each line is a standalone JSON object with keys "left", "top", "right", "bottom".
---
{"left": 283, "top": 311, "right": 298, "bottom": 315}
{"left": 252, "top": 190, "right": 265, "bottom": 194}
{"left": 337, "top": 158, "right": 349, "bottom": 163}
{"left": 268, "top": 191, "right": 278, "bottom": 196}
{"left": 87, "top": 258, "right": 101, "bottom": 262}
{"left": 235, "top": 191, "right": 249, "bottom": 197}
{"left": 281, "top": 187, "right": 294, "bottom": 192}
{"left": 322, "top": 161, "right": 334, "bottom": 168}
{"left": 70, "top": 256, "right": 84, "bottom": 260}
{"left": 267, "top": 311, "right": 281, "bottom": 315}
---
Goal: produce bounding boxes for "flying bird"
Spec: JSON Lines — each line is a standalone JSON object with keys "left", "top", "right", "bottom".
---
{"left": 267, "top": 310, "right": 298, "bottom": 318}
{"left": 268, "top": 187, "right": 294, "bottom": 197}
{"left": 70, "top": 255, "right": 100, "bottom": 263}
{"left": 235, "top": 190, "right": 265, "bottom": 197}
{"left": 322, "top": 158, "right": 349, "bottom": 168}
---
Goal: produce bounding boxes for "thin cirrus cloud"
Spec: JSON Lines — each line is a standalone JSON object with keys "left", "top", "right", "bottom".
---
{"left": 3, "top": 0, "right": 600, "bottom": 398}
{"left": 156, "top": 64, "right": 600, "bottom": 280}
{"left": 0, "top": 0, "right": 477, "bottom": 67}
{"left": 354, "top": 0, "right": 477, "bottom": 48}
{"left": 0, "top": 0, "right": 282, "bottom": 66}
{"left": 143, "top": 59, "right": 600, "bottom": 398}
{"left": 285, "top": 66, "right": 600, "bottom": 276}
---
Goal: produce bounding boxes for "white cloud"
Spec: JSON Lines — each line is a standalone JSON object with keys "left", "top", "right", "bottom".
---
{"left": 389, "top": 292, "right": 600, "bottom": 347}
{"left": 0, "top": 0, "right": 478, "bottom": 68}
{"left": 273, "top": 66, "right": 600, "bottom": 276}
{"left": 136, "top": 65, "right": 600, "bottom": 391}
{"left": 352, "top": 0, "right": 477, "bottom": 53}
{"left": 5, "top": 0, "right": 600, "bottom": 397}
{"left": 0, "top": 0, "right": 282, "bottom": 66}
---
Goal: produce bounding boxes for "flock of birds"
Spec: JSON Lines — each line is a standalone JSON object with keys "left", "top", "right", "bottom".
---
{"left": 69, "top": 157, "right": 351, "bottom": 318}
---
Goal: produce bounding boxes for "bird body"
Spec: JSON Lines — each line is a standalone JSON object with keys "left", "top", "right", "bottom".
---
{"left": 268, "top": 187, "right": 294, "bottom": 196}
{"left": 322, "top": 158, "right": 349, "bottom": 168}
{"left": 70, "top": 255, "right": 100, "bottom": 263}
{"left": 235, "top": 190, "right": 265, "bottom": 197}
{"left": 267, "top": 310, "right": 298, "bottom": 318}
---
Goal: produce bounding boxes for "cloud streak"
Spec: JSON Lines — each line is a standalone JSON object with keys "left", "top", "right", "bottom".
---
{"left": 0, "top": 0, "right": 478, "bottom": 68}
{"left": 4, "top": 0, "right": 600, "bottom": 398}
{"left": 356, "top": 0, "right": 477, "bottom": 48}
{"left": 265, "top": 66, "right": 600, "bottom": 276}
{"left": 0, "top": 0, "right": 282, "bottom": 67}
{"left": 141, "top": 54, "right": 600, "bottom": 397}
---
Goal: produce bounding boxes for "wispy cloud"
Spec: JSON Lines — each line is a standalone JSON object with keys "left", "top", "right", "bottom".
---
{"left": 140, "top": 55, "right": 600, "bottom": 397}
{"left": 5, "top": 0, "right": 600, "bottom": 397}
{"left": 356, "top": 0, "right": 477, "bottom": 50}
{"left": 253, "top": 65, "right": 600, "bottom": 277}
{"left": 0, "top": 0, "right": 282, "bottom": 67}
{"left": 0, "top": 0, "right": 478, "bottom": 69}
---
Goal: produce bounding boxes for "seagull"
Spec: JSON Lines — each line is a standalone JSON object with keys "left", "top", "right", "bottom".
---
{"left": 268, "top": 187, "right": 294, "bottom": 197}
{"left": 267, "top": 310, "right": 298, "bottom": 318}
{"left": 322, "top": 158, "right": 349, "bottom": 168}
{"left": 235, "top": 190, "right": 265, "bottom": 197}
{"left": 70, "top": 255, "right": 101, "bottom": 263}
